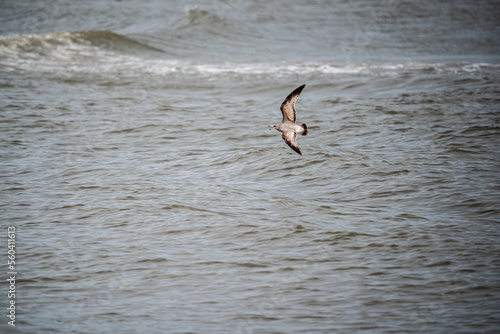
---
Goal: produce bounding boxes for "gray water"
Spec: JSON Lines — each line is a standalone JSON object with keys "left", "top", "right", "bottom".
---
{"left": 1, "top": 0, "right": 500, "bottom": 333}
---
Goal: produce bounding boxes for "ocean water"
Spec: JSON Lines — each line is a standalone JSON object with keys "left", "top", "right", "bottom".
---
{"left": 1, "top": 0, "right": 500, "bottom": 333}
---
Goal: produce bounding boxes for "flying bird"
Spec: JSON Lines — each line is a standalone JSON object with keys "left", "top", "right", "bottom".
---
{"left": 269, "top": 84, "right": 308, "bottom": 155}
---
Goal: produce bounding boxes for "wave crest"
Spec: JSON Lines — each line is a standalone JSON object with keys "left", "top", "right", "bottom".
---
{"left": 0, "top": 30, "right": 163, "bottom": 59}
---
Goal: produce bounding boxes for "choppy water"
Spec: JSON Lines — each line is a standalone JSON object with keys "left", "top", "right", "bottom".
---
{"left": 1, "top": 1, "right": 500, "bottom": 333}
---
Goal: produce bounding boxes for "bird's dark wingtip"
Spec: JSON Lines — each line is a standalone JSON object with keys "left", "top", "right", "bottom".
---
{"left": 294, "top": 84, "right": 306, "bottom": 94}
{"left": 293, "top": 146, "right": 302, "bottom": 155}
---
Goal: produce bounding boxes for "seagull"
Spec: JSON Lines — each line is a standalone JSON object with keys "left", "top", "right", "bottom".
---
{"left": 269, "top": 84, "right": 308, "bottom": 155}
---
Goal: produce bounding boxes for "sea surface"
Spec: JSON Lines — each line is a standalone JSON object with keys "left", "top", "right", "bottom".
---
{"left": 1, "top": 0, "right": 500, "bottom": 333}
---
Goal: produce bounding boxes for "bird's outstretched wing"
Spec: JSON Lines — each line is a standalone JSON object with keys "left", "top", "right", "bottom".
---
{"left": 280, "top": 84, "right": 305, "bottom": 123}
{"left": 282, "top": 131, "right": 302, "bottom": 155}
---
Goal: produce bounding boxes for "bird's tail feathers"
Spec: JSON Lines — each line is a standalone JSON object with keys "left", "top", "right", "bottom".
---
{"left": 301, "top": 123, "right": 308, "bottom": 136}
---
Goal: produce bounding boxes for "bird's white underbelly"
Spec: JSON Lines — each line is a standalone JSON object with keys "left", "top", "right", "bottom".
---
{"left": 278, "top": 124, "right": 300, "bottom": 132}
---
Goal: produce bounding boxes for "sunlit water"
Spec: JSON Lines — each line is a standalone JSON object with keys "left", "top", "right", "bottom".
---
{"left": 1, "top": 1, "right": 499, "bottom": 333}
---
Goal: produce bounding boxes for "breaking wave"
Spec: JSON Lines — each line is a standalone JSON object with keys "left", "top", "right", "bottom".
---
{"left": 1, "top": 30, "right": 498, "bottom": 82}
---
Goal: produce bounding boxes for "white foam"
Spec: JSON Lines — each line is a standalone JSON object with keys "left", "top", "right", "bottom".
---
{"left": 1, "top": 33, "right": 498, "bottom": 79}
